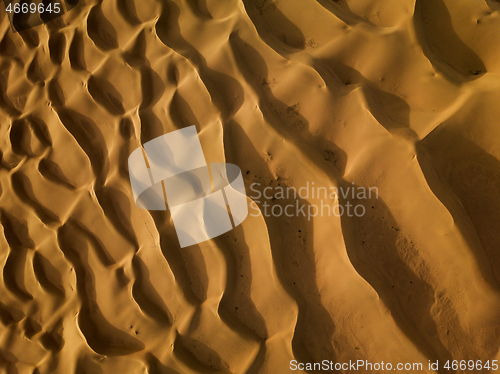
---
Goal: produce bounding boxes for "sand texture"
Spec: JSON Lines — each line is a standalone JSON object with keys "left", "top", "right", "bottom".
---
{"left": 1, "top": 0, "right": 500, "bottom": 372}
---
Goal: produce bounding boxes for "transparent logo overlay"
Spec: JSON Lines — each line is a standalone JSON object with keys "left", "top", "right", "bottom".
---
{"left": 128, "top": 126, "right": 248, "bottom": 248}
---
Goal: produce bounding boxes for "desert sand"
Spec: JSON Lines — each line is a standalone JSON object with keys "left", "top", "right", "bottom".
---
{"left": 1, "top": 0, "right": 500, "bottom": 372}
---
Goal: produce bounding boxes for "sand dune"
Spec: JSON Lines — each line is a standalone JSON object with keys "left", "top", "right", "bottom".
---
{"left": 1, "top": 0, "right": 500, "bottom": 372}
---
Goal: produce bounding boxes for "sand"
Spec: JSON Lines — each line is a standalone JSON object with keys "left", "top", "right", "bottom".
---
{"left": 1, "top": 0, "right": 500, "bottom": 372}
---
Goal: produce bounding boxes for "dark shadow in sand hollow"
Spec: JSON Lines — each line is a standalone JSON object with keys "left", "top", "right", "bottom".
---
{"left": 413, "top": 0, "right": 486, "bottom": 81}
{"left": 339, "top": 180, "right": 454, "bottom": 370}
{"left": 419, "top": 126, "right": 500, "bottom": 296}
{"left": 227, "top": 123, "right": 337, "bottom": 371}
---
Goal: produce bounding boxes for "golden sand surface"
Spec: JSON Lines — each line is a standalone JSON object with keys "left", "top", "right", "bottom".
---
{"left": 1, "top": 0, "right": 500, "bottom": 372}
